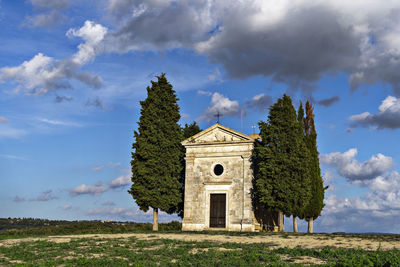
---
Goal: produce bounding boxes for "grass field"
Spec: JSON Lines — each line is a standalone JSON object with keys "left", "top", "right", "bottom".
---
{"left": 0, "top": 219, "right": 399, "bottom": 266}
{"left": 1, "top": 234, "right": 400, "bottom": 266}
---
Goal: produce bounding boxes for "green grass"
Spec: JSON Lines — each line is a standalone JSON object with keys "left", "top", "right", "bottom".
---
{"left": 0, "top": 236, "right": 399, "bottom": 266}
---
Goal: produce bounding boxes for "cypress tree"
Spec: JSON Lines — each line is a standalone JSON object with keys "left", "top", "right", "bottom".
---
{"left": 177, "top": 121, "right": 202, "bottom": 218}
{"left": 182, "top": 122, "right": 202, "bottom": 140}
{"left": 303, "top": 101, "right": 326, "bottom": 233}
{"left": 129, "top": 73, "right": 183, "bottom": 231}
{"left": 253, "top": 94, "right": 311, "bottom": 232}
{"left": 292, "top": 102, "right": 313, "bottom": 232}
{"left": 292, "top": 102, "right": 304, "bottom": 233}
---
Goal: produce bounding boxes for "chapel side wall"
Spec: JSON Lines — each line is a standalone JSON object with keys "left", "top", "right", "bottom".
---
{"left": 182, "top": 148, "right": 205, "bottom": 231}
{"left": 242, "top": 153, "right": 255, "bottom": 231}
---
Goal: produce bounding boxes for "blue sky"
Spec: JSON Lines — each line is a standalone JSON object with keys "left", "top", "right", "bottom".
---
{"left": 1, "top": 0, "right": 400, "bottom": 233}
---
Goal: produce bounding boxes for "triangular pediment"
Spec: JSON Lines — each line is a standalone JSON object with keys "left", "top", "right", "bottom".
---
{"left": 182, "top": 123, "right": 254, "bottom": 145}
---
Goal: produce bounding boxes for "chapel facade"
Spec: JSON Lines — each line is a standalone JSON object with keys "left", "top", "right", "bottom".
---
{"left": 181, "top": 123, "right": 277, "bottom": 232}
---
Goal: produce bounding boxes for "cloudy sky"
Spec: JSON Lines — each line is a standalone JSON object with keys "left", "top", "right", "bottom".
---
{"left": 1, "top": 0, "right": 400, "bottom": 233}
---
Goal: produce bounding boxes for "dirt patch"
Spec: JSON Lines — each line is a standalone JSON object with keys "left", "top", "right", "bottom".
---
{"left": 190, "top": 247, "right": 241, "bottom": 254}
{"left": 217, "top": 247, "right": 242, "bottom": 252}
{"left": 9, "top": 259, "right": 25, "bottom": 264}
{"left": 56, "top": 255, "right": 75, "bottom": 260}
{"left": 1, "top": 233, "right": 399, "bottom": 251}
{"left": 142, "top": 244, "right": 165, "bottom": 250}
{"left": 89, "top": 253, "right": 105, "bottom": 258}
{"left": 189, "top": 248, "right": 209, "bottom": 254}
{"left": 281, "top": 254, "right": 326, "bottom": 265}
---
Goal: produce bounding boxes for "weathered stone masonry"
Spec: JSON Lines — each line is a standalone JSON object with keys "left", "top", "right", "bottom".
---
{"left": 181, "top": 123, "right": 257, "bottom": 231}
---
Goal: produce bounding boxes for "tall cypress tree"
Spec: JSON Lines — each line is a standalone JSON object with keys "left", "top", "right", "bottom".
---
{"left": 303, "top": 101, "right": 326, "bottom": 233}
{"left": 182, "top": 122, "right": 202, "bottom": 141}
{"left": 129, "top": 73, "right": 183, "bottom": 231}
{"left": 253, "top": 94, "right": 311, "bottom": 232}
{"left": 292, "top": 102, "right": 305, "bottom": 233}
{"left": 290, "top": 101, "right": 312, "bottom": 233}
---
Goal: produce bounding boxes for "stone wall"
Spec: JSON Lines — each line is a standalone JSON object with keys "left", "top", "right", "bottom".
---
{"left": 182, "top": 126, "right": 256, "bottom": 231}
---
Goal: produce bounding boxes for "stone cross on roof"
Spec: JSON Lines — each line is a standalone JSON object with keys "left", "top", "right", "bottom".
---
{"left": 214, "top": 111, "right": 223, "bottom": 123}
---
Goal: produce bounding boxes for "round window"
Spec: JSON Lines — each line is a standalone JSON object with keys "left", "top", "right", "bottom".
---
{"left": 213, "top": 164, "right": 224, "bottom": 176}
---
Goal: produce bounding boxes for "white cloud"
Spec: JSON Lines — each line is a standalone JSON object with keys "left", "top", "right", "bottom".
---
{"left": 102, "top": 201, "right": 115, "bottom": 206}
{"left": 0, "top": 53, "right": 55, "bottom": 94}
{"left": 69, "top": 181, "right": 108, "bottom": 196}
{"left": 104, "top": 0, "right": 214, "bottom": 52}
{"left": 66, "top": 20, "right": 108, "bottom": 66}
{"left": 0, "top": 21, "right": 106, "bottom": 95}
{"left": 30, "top": 189, "right": 58, "bottom": 201}
{"left": 322, "top": 169, "right": 336, "bottom": 190}
{"left": 320, "top": 148, "right": 394, "bottom": 181}
{"left": 7, "top": 1, "right": 400, "bottom": 97}
{"left": 199, "top": 92, "right": 239, "bottom": 121}
{"left": 37, "top": 117, "right": 82, "bottom": 127}
{"left": 357, "top": 171, "right": 400, "bottom": 208}
{"left": 317, "top": 170, "right": 400, "bottom": 233}
{"left": 349, "top": 96, "right": 400, "bottom": 129}
{"left": 197, "top": 90, "right": 212, "bottom": 96}
{"left": 6, "top": 0, "right": 400, "bottom": 102}
{"left": 108, "top": 175, "right": 131, "bottom": 189}
{"left": 101, "top": 1, "right": 400, "bottom": 95}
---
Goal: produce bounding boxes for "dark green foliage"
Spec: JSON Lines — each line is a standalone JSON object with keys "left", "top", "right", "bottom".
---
{"left": 0, "top": 219, "right": 182, "bottom": 238}
{"left": 129, "top": 73, "right": 183, "bottom": 215}
{"left": 253, "top": 94, "right": 312, "bottom": 219}
{"left": 303, "top": 101, "right": 326, "bottom": 220}
{"left": 182, "top": 121, "right": 201, "bottom": 140}
{"left": 295, "top": 101, "right": 313, "bottom": 220}
{"left": 297, "top": 101, "right": 305, "bottom": 127}
{"left": 177, "top": 121, "right": 202, "bottom": 218}
{"left": 0, "top": 218, "right": 73, "bottom": 231}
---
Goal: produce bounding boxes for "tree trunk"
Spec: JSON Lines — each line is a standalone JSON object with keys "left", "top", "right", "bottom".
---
{"left": 278, "top": 211, "right": 284, "bottom": 232}
{"left": 153, "top": 208, "right": 159, "bottom": 231}
{"left": 293, "top": 216, "right": 298, "bottom": 233}
{"left": 308, "top": 217, "right": 313, "bottom": 233}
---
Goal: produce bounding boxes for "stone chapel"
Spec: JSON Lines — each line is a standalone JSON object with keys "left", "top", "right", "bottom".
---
{"left": 181, "top": 123, "right": 278, "bottom": 232}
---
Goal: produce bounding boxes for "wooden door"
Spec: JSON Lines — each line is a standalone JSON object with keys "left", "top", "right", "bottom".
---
{"left": 210, "top": 194, "right": 226, "bottom": 228}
